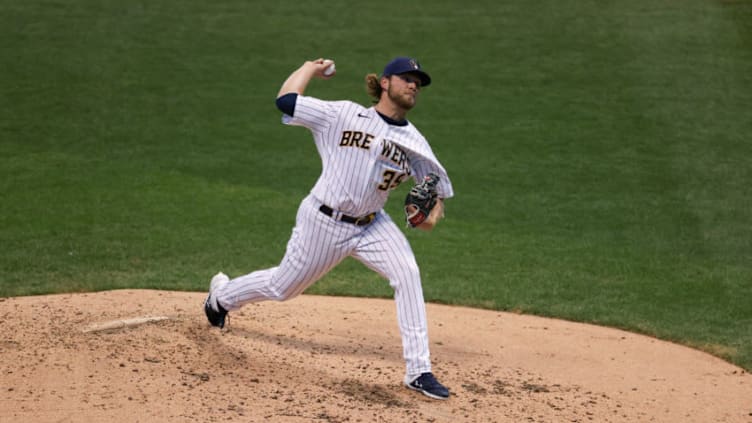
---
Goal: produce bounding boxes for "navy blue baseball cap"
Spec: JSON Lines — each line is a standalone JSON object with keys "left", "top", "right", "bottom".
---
{"left": 382, "top": 57, "right": 431, "bottom": 87}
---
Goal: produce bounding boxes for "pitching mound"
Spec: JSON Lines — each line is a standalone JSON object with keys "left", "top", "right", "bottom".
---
{"left": 1, "top": 290, "right": 750, "bottom": 422}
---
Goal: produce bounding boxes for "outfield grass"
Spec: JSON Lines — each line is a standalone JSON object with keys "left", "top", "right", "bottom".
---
{"left": 1, "top": 0, "right": 751, "bottom": 370}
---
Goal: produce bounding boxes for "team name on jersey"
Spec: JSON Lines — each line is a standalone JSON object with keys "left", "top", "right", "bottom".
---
{"left": 339, "top": 130, "right": 373, "bottom": 149}
{"left": 338, "top": 131, "right": 410, "bottom": 171}
{"left": 380, "top": 139, "right": 410, "bottom": 171}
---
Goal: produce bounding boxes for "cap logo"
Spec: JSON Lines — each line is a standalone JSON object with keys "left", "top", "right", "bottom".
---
{"left": 409, "top": 59, "right": 419, "bottom": 70}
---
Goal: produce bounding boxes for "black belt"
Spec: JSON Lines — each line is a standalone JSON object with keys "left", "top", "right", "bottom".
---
{"left": 319, "top": 205, "right": 376, "bottom": 226}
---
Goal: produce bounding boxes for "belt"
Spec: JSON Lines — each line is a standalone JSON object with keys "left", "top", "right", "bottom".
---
{"left": 319, "top": 205, "right": 376, "bottom": 226}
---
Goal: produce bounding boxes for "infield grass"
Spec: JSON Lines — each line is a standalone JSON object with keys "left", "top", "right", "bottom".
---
{"left": 1, "top": 0, "right": 751, "bottom": 370}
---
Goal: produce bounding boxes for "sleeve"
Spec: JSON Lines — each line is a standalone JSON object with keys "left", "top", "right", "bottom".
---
{"left": 275, "top": 93, "right": 298, "bottom": 116}
{"left": 411, "top": 156, "right": 454, "bottom": 199}
{"left": 281, "top": 95, "right": 339, "bottom": 134}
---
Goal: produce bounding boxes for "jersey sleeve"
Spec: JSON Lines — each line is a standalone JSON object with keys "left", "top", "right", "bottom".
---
{"left": 275, "top": 93, "right": 297, "bottom": 116}
{"left": 411, "top": 156, "right": 454, "bottom": 199}
{"left": 281, "top": 95, "right": 339, "bottom": 134}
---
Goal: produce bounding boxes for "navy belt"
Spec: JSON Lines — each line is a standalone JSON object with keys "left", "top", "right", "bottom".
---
{"left": 319, "top": 205, "right": 376, "bottom": 226}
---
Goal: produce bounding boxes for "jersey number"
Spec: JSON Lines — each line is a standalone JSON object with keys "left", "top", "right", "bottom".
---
{"left": 378, "top": 170, "right": 407, "bottom": 191}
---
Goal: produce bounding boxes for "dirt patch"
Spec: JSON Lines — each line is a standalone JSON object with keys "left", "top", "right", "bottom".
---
{"left": 1, "top": 290, "right": 750, "bottom": 422}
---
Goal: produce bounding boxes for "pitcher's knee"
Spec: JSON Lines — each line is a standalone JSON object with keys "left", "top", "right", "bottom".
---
{"left": 266, "top": 275, "right": 314, "bottom": 301}
{"left": 266, "top": 285, "right": 296, "bottom": 302}
{"left": 389, "top": 262, "right": 421, "bottom": 289}
{"left": 269, "top": 288, "right": 301, "bottom": 302}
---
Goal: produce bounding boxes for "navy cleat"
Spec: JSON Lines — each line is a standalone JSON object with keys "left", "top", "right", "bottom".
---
{"left": 204, "top": 272, "right": 229, "bottom": 328}
{"left": 404, "top": 372, "right": 450, "bottom": 400}
{"left": 204, "top": 296, "right": 228, "bottom": 328}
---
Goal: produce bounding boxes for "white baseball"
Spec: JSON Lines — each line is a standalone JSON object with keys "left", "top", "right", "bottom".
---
{"left": 323, "top": 59, "right": 336, "bottom": 76}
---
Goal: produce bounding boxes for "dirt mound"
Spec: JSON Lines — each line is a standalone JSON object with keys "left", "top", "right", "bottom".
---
{"left": 1, "top": 290, "right": 750, "bottom": 422}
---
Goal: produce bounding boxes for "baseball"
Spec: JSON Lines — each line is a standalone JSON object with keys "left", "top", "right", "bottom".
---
{"left": 323, "top": 59, "right": 336, "bottom": 76}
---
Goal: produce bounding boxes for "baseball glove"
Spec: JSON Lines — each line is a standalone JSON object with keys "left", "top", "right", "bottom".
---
{"left": 404, "top": 173, "right": 440, "bottom": 228}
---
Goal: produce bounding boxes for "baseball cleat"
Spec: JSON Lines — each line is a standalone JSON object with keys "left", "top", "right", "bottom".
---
{"left": 204, "top": 272, "right": 229, "bottom": 328}
{"left": 404, "top": 372, "right": 450, "bottom": 400}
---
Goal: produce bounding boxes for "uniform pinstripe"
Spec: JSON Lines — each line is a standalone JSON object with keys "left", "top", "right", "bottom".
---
{"left": 214, "top": 95, "right": 452, "bottom": 377}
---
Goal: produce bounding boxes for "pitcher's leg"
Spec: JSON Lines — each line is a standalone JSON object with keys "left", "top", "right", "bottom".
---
{"left": 391, "top": 257, "right": 432, "bottom": 376}
{"left": 215, "top": 197, "right": 354, "bottom": 310}
{"left": 353, "top": 215, "right": 432, "bottom": 376}
{"left": 216, "top": 228, "right": 311, "bottom": 310}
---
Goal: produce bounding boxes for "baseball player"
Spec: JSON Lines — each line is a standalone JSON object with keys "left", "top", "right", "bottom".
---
{"left": 204, "top": 57, "right": 454, "bottom": 400}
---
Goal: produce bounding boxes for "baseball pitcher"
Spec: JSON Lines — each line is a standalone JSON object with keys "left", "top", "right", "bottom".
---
{"left": 204, "top": 56, "right": 454, "bottom": 400}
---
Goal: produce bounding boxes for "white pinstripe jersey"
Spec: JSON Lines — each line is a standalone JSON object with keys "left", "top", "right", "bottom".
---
{"left": 283, "top": 95, "right": 454, "bottom": 217}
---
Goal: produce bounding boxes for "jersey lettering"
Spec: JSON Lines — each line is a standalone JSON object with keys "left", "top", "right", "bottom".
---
{"left": 378, "top": 169, "right": 409, "bottom": 191}
{"left": 381, "top": 139, "right": 409, "bottom": 170}
{"left": 339, "top": 130, "right": 373, "bottom": 150}
{"left": 377, "top": 139, "right": 411, "bottom": 191}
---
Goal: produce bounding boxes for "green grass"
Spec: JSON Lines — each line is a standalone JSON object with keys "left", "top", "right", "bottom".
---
{"left": 2, "top": 0, "right": 751, "bottom": 370}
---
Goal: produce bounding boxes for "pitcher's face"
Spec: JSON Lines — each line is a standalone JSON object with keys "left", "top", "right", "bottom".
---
{"left": 384, "top": 73, "right": 422, "bottom": 110}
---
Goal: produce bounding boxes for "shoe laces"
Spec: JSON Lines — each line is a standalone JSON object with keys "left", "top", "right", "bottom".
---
{"left": 416, "top": 372, "right": 441, "bottom": 387}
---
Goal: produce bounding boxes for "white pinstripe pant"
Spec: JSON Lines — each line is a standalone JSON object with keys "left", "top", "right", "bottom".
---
{"left": 215, "top": 194, "right": 432, "bottom": 376}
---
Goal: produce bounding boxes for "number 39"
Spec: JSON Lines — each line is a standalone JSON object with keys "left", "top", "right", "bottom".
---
{"left": 378, "top": 170, "right": 407, "bottom": 191}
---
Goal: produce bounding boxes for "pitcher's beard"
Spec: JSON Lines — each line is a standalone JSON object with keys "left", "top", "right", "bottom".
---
{"left": 387, "top": 86, "right": 416, "bottom": 110}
